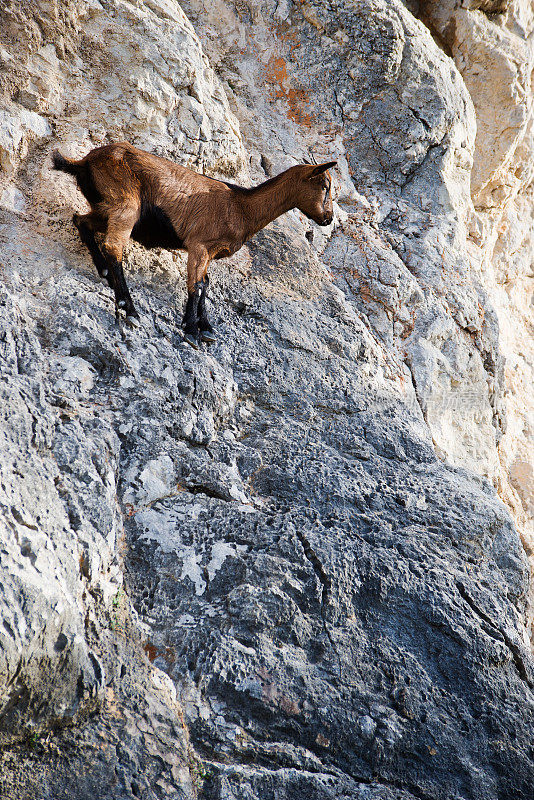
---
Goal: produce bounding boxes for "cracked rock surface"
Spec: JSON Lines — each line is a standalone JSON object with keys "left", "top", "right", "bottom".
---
{"left": 0, "top": 1, "right": 533, "bottom": 799}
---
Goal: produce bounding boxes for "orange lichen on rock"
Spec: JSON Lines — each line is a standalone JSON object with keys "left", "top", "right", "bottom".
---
{"left": 348, "top": 267, "right": 373, "bottom": 305}
{"left": 262, "top": 53, "right": 313, "bottom": 127}
{"left": 144, "top": 642, "right": 158, "bottom": 662}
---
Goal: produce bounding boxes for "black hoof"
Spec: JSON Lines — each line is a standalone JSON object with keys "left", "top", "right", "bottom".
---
{"left": 116, "top": 301, "right": 139, "bottom": 322}
{"left": 184, "top": 333, "right": 200, "bottom": 350}
{"left": 125, "top": 314, "right": 140, "bottom": 328}
{"left": 200, "top": 328, "right": 217, "bottom": 343}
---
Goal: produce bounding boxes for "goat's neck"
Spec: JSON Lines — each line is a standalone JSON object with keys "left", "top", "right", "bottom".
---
{"left": 241, "top": 172, "right": 297, "bottom": 239}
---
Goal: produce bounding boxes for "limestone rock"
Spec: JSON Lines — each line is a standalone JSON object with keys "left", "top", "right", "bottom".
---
{"left": 0, "top": 1, "right": 533, "bottom": 799}
{"left": 417, "top": 0, "right": 534, "bottom": 633}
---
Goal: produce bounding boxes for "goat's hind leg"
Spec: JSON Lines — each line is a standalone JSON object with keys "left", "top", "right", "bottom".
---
{"left": 101, "top": 206, "right": 140, "bottom": 326}
{"left": 73, "top": 212, "right": 108, "bottom": 278}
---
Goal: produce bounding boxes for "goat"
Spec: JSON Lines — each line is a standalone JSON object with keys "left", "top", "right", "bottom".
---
{"left": 52, "top": 142, "right": 336, "bottom": 348}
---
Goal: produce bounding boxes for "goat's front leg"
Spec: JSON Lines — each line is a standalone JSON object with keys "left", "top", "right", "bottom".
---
{"left": 197, "top": 275, "right": 216, "bottom": 343}
{"left": 183, "top": 245, "right": 209, "bottom": 349}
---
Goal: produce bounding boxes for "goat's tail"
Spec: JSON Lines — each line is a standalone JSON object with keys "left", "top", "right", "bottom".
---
{"left": 52, "top": 150, "right": 83, "bottom": 175}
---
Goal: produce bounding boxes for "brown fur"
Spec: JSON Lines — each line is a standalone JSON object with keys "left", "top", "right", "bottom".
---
{"left": 53, "top": 142, "right": 336, "bottom": 340}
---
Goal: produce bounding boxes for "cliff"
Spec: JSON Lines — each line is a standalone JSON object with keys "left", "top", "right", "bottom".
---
{"left": 0, "top": 1, "right": 533, "bottom": 799}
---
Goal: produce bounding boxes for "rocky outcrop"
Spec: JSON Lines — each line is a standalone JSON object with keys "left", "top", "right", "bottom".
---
{"left": 0, "top": 1, "right": 533, "bottom": 799}
{"left": 413, "top": 0, "right": 534, "bottom": 634}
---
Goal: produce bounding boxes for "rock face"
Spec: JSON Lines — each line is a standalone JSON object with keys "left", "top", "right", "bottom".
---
{"left": 413, "top": 0, "right": 534, "bottom": 637}
{"left": 0, "top": 1, "right": 533, "bottom": 799}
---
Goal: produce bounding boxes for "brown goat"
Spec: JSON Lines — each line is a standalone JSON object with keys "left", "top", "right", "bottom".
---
{"left": 52, "top": 142, "right": 336, "bottom": 347}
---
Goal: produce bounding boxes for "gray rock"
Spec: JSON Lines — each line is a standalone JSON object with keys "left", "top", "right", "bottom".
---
{"left": 0, "top": 1, "right": 533, "bottom": 799}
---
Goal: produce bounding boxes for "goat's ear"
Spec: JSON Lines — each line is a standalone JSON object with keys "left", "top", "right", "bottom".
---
{"left": 306, "top": 161, "right": 337, "bottom": 179}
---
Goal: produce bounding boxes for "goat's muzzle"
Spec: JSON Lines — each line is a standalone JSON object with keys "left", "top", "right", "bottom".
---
{"left": 319, "top": 213, "right": 333, "bottom": 227}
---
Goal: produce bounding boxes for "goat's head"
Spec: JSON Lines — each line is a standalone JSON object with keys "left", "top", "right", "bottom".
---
{"left": 293, "top": 161, "right": 337, "bottom": 226}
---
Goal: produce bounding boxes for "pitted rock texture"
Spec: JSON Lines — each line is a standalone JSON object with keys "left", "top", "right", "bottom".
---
{"left": 414, "top": 0, "right": 534, "bottom": 634}
{"left": 182, "top": 0, "right": 534, "bottom": 636}
{"left": 0, "top": 1, "right": 533, "bottom": 799}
